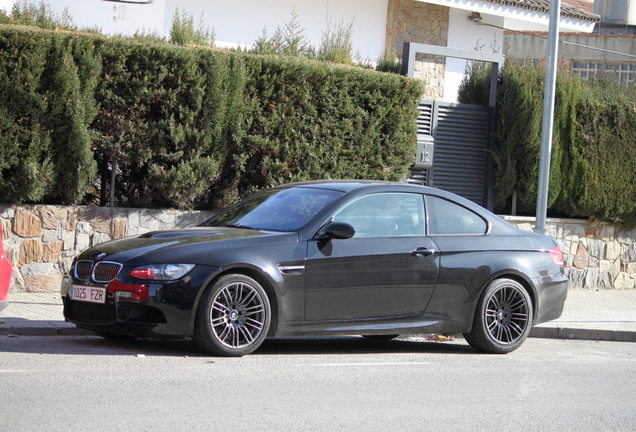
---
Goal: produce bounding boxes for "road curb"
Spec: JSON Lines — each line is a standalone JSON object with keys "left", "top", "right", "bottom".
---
{"left": 0, "top": 322, "right": 94, "bottom": 337}
{"left": 2, "top": 322, "right": 635, "bottom": 342}
{"left": 530, "top": 326, "right": 636, "bottom": 343}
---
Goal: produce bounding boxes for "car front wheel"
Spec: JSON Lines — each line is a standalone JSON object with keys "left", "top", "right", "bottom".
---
{"left": 194, "top": 274, "right": 271, "bottom": 357}
{"left": 464, "top": 278, "right": 533, "bottom": 354}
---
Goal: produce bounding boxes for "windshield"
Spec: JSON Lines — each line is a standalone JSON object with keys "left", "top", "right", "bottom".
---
{"left": 204, "top": 187, "right": 343, "bottom": 231}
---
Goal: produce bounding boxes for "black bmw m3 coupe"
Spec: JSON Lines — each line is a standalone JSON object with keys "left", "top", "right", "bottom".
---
{"left": 61, "top": 181, "right": 567, "bottom": 356}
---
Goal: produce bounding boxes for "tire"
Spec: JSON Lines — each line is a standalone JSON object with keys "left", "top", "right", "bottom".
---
{"left": 464, "top": 278, "right": 533, "bottom": 354}
{"left": 194, "top": 274, "right": 271, "bottom": 357}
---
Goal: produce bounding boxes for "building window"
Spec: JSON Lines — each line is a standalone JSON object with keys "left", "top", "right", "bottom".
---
{"left": 572, "top": 61, "right": 636, "bottom": 86}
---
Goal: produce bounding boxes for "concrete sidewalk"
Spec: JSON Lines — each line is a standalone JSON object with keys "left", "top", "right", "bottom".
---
{"left": 1, "top": 290, "right": 635, "bottom": 342}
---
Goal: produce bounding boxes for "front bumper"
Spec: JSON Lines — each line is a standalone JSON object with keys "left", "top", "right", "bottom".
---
{"left": 61, "top": 264, "right": 217, "bottom": 339}
{"left": 62, "top": 294, "right": 175, "bottom": 338}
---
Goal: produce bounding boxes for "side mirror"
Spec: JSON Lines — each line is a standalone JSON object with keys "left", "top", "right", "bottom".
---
{"left": 322, "top": 222, "right": 356, "bottom": 240}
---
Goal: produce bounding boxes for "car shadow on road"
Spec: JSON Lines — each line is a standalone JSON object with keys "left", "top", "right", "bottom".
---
{"left": 257, "top": 336, "right": 478, "bottom": 356}
{"left": 0, "top": 334, "right": 479, "bottom": 357}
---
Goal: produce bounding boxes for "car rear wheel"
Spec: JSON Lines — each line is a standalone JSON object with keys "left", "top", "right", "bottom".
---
{"left": 464, "top": 278, "right": 533, "bottom": 354}
{"left": 194, "top": 274, "right": 271, "bottom": 357}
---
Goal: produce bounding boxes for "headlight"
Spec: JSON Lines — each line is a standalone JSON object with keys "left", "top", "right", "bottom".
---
{"left": 130, "top": 264, "right": 196, "bottom": 281}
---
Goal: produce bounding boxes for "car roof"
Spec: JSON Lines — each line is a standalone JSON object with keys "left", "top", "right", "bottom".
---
{"left": 280, "top": 180, "right": 427, "bottom": 193}
{"left": 279, "top": 180, "right": 464, "bottom": 201}
{"left": 280, "top": 180, "right": 517, "bottom": 233}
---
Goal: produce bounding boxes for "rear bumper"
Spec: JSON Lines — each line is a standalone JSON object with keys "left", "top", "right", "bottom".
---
{"left": 534, "top": 272, "right": 569, "bottom": 325}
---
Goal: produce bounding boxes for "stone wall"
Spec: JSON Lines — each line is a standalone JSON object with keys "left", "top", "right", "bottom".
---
{"left": 503, "top": 216, "right": 636, "bottom": 290}
{"left": 0, "top": 204, "right": 215, "bottom": 293}
{"left": 386, "top": 0, "right": 449, "bottom": 99}
{"left": 1, "top": 204, "right": 634, "bottom": 293}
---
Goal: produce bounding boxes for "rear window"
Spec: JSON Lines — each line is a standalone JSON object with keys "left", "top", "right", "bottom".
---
{"left": 426, "top": 195, "right": 487, "bottom": 235}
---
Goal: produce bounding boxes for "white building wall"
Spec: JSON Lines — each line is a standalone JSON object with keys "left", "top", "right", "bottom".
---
{"left": 164, "top": 0, "right": 388, "bottom": 59}
{"left": 0, "top": 0, "right": 167, "bottom": 35}
{"left": 443, "top": 6, "right": 593, "bottom": 102}
{"left": 0, "top": 0, "right": 389, "bottom": 62}
{"left": 444, "top": 8, "right": 504, "bottom": 102}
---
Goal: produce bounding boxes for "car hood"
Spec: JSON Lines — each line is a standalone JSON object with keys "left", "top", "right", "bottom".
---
{"left": 77, "top": 227, "right": 297, "bottom": 265}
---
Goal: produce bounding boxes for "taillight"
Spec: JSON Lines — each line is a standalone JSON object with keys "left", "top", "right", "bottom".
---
{"left": 548, "top": 246, "right": 564, "bottom": 267}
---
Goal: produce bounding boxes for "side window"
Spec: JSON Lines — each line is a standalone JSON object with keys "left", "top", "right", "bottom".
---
{"left": 426, "top": 195, "right": 487, "bottom": 235}
{"left": 332, "top": 193, "right": 425, "bottom": 237}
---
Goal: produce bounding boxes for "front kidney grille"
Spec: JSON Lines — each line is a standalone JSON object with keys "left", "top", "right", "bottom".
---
{"left": 74, "top": 260, "right": 93, "bottom": 280}
{"left": 73, "top": 260, "right": 123, "bottom": 283}
{"left": 92, "top": 261, "right": 123, "bottom": 283}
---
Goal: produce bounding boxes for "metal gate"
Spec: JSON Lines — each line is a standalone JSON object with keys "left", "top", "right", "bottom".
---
{"left": 409, "top": 100, "right": 493, "bottom": 208}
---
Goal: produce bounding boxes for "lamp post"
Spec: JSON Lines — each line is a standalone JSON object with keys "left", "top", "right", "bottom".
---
{"left": 534, "top": 0, "right": 561, "bottom": 234}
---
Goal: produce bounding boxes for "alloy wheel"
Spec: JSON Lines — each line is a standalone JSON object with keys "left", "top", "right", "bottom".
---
{"left": 484, "top": 284, "right": 530, "bottom": 344}
{"left": 210, "top": 281, "right": 267, "bottom": 349}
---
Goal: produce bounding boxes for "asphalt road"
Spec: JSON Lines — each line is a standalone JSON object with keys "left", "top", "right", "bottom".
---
{"left": 1, "top": 335, "right": 634, "bottom": 431}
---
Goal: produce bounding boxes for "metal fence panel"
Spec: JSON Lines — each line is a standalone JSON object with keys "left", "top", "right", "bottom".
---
{"left": 409, "top": 101, "right": 492, "bottom": 207}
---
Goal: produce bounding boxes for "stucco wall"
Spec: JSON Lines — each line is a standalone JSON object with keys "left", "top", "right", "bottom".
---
{"left": 1, "top": 204, "right": 634, "bottom": 293}
{"left": 445, "top": 7, "right": 505, "bottom": 103}
{"left": 164, "top": 0, "right": 389, "bottom": 57}
{"left": 0, "top": 0, "right": 390, "bottom": 61}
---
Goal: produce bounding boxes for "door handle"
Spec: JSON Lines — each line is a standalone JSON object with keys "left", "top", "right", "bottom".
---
{"left": 411, "top": 247, "right": 436, "bottom": 257}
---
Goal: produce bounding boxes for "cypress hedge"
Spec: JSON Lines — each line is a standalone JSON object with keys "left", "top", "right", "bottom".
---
{"left": 0, "top": 25, "right": 423, "bottom": 209}
{"left": 0, "top": 26, "right": 99, "bottom": 204}
{"left": 459, "top": 60, "right": 636, "bottom": 226}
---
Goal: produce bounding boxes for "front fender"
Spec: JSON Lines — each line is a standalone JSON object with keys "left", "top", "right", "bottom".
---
{"left": 185, "top": 241, "right": 307, "bottom": 336}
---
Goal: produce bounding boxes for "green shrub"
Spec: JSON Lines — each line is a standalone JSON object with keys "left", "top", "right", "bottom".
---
{"left": 40, "top": 36, "right": 100, "bottom": 203}
{"left": 375, "top": 51, "right": 402, "bottom": 74}
{"left": 0, "top": 27, "right": 97, "bottom": 204}
{"left": 460, "top": 59, "right": 636, "bottom": 226}
{"left": 457, "top": 60, "right": 492, "bottom": 106}
{"left": 318, "top": 17, "right": 355, "bottom": 65}
{"left": 0, "top": 26, "right": 423, "bottom": 210}
{"left": 169, "top": 7, "right": 214, "bottom": 47}
{"left": 251, "top": 8, "right": 314, "bottom": 58}
{"left": 92, "top": 40, "right": 219, "bottom": 208}
{"left": 562, "top": 102, "right": 636, "bottom": 225}
{"left": 8, "top": 1, "right": 75, "bottom": 30}
{"left": 4, "top": 1, "right": 100, "bottom": 33}
{"left": 0, "top": 28, "right": 51, "bottom": 203}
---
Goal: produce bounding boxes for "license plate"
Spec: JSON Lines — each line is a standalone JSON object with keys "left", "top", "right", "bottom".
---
{"left": 70, "top": 285, "right": 107, "bottom": 304}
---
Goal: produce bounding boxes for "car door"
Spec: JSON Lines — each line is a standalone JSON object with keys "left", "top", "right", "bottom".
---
{"left": 422, "top": 194, "right": 492, "bottom": 305}
{"left": 304, "top": 192, "right": 439, "bottom": 321}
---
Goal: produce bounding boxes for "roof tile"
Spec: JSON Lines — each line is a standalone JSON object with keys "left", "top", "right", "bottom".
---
{"left": 484, "top": 0, "right": 599, "bottom": 22}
